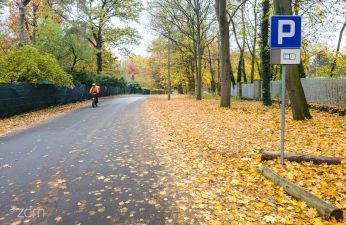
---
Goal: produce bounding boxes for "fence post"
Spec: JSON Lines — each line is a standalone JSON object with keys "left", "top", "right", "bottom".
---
{"left": 254, "top": 80, "right": 262, "bottom": 100}
{"left": 237, "top": 82, "right": 242, "bottom": 98}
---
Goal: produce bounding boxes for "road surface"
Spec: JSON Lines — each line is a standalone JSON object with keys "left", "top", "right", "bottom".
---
{"left": 0, "top": 96, "right": 174, "bottom": 225}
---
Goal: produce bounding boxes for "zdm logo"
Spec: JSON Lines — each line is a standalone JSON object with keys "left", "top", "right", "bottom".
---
{"left": 10, "top": 206, "right": 45, "bottom": 218}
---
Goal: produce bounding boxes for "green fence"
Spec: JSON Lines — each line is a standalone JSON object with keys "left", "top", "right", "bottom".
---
{"left": 0, "top": 83, "right": 142, "bottom": 118}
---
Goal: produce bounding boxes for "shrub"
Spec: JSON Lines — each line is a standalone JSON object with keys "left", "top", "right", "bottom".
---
{"left": 0, "top": 47, "right": 73, "bottom": 86}
{"left": 127, "top": 79, "right": 141, "bottom": 90}
{"left": 69, "top": 71, "right": 95, "bottom": 85}
{"left": 70, "top": 71, "right": 133, "bottom": 88}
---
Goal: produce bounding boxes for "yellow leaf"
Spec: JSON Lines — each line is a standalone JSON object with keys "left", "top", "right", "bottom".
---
{"left": 264, "top": 215, "right": 276, "bottom": 224}
{"left": 285, "top": 217, "right": 294, "bottom": 224}
{"left": 310, "top": 218, "right": 323, "bottom": 225}
{"left": 215, "top": 204, "right": 223, "bottom": 211}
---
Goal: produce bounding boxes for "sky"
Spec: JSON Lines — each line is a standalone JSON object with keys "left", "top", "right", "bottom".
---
{"left": 128, "top": 0, "right": 346, "bottom": 57}
{"left": 125, "top": 0, "right": 156, "bottom": 57}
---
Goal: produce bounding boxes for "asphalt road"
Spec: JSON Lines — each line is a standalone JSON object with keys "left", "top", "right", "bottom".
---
{"left": 0, "top": 96, "right": 174, "bottom": 225}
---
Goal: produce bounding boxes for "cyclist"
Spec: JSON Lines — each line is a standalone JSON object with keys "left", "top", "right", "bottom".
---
{"left": 89, "top": 83, "right": 100, "bottom": 106}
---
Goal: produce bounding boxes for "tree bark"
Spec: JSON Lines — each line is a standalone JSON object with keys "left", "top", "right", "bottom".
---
{"left": 231, "top": 18, "right": 243, "bottom": 97}
{"left": 250, "top": 0, "right": 258, "bottom": 83}
{"left": 217, "top": 33, "right": 221, "bottom": 96}
{"left": 19, "top": 2, "right": 26, "bottom": 46}
{"left": 273, "top": 0, "right": 311, "bottom": 120}
{"left": 31, "top": 4, "right": 38, "bottom": 44}
{"left": 330, "top": 18, "right": 346, "bottom": 77}
{"left": 241, "top": 4, "right": 247, "bottom": 84}
{"left": 189, "top": 57, "right": 196, "bottom": 94}
{"left": 193, "top": 40, "right": 198, "bottom": 94}
{"left": 196, "top": 38, "right": 202, "bottom": 100}
{"left": 71, "top": 47, "right": 78, "bottom": 71}
{"left": 258, "top": 165, "right": 343, "bottom": 221}
{"left": 18, "top": 0, "right": 32, "bottom": 46}
{"left": 208, "top": 46, "right": 216, "bottom": 95}
{"left": 261, "top": 0, "right": 272, "bottom": 106}
{"left": 196, "top": 3, "right": 202, "bottom": 100}
{"left": 167, "top": 39, "right": 171, "bottom": 101}
{"left": 298, "top": 62, "right": 306, "bottom": 78}
{"left": 96, "top": 52, "right": 102, "bottom": 74}
{"left": 95, "top": 30, "right": 103, "bottom": 74}
{"left": 216, "top": 0, "right": 231, "bottom": 107}
{"left": 261, "top": 151, "right": 342, "bottom": 165}
{"left": 293, "top": 0, "right": 305, "bottom": 78}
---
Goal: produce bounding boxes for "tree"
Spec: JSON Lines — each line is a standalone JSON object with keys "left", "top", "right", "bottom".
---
{"left": 150, "top": 0, "right": 215, "bottom": 100}
{"left": 330, "top": 17, "right": 346, "bottom": 77}
{"left": 215, "top": 0, "right": 231, "bottom": 107}
{"left": 35, "top": 18, "right": 94, "bottom": 71}
{"left": 246, "top": 0, "right": 259, "bottom": 83}
{"left": 167, "top": 39, "right": 171, "bottom": 100}
{"left": 273, "top": 0, "right": 311, "bottom": 120}
{"left": 215, "top": 0, "right": 247, "bottom": 107}
{"left": 50, "top": 0, "right": 142, "bottom": 74}
{"left": 207, "top": 45, "right": 216, "bottom": 95}
{"left": 0, "top": 47, "right": 73, "bottom": 85}
{"left": 260, "top": 0, "right": 271, "bottom": 106}
{"left": 19, "top": 0, "right": 32, "bottom": 45}
{"left": 8, "top": 0, "right": 56, "bottom": 45}
{"left": 126, "top": 60, "right": 140, "bottom": 80}
{"left": 230, "top": 3, "right": 247, "bottom": 97}
{"left": 36, "top": 19, "right": 66, "bottom": 59}
{"left": 65, "top": 33, "right": 94, "bottom": 72}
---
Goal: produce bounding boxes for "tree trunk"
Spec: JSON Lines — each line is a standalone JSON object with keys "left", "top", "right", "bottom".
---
{"left": 19, "top": 2, "right": 26, "bottom": 46}
{"left": 71, "top": 47, "right": 78, "bottom": 71}
{"left": 261, "top": 0, "right": 272, "bottom": 106}
{"left": 261, "top": 151, "right": 342, "bottom": 165}
{"left": 259, "top": 165, "right": 343, "bottom": 221}
{"left": 208, "top": 46, "right": 216, "bottom": 95}
{"left": 217, "top": 33, "right": 221, "bottom": 96}
{"left": 189, "top": 57, "right": 196, "bottom": 94}
{"left": 242, "top": 58, "right": 247, "bottom": 83}
{"left": 231, "top": 19, "right": 243, "bottom": 96}
{"left": 196, "top": 41, "right": 202, "bottom": 100}
{"left": 294, "top": 0, "right": 305, "bottom": 79}
{"left": 196, "top": 7, "right": 202, "bottom": 100}
{"left": 241, "top": 4, "right": 247, "bottom": 84}
{"left": 96, "top": 51, "right": 102, "bottom": 74}
{"left": 31, "top": 4, "right": 38, "bottom": 44}
{"left": 330, "top": 19, "right": 346, "bottom": 77}
{"left": 237, "top": 52, "right": 243, "bottom": 83}
{"left": 250, "top": 0, "right": 258, "bottom": 83}
{"left": 298, "top": 62, "right": 306, "bottom": 78}
{"left": 167, "top": 39, "right": 171, "bottom": 101}
{"left": 273, "top": 0, "right": 311, "bottom": 120}
{"left": 193, "top": 40, "right": 198, "bottom": 94}
{"left": 216, "top": 0, "right": 231, "bottom": 107}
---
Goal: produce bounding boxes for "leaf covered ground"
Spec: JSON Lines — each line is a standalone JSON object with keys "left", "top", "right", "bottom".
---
{"left": 144, "top": 95, "right": 346, "bottom": 225}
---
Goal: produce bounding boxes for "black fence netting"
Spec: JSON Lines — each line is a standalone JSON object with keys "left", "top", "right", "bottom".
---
{"left": 0, "top": 83, "right": 142, "bottom": 118}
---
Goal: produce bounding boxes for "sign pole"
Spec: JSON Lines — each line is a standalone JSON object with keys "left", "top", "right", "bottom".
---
{"left": 270, "top": 15, "right": 301, "bottom": 166}
{"left": 280, "top": 65, "right": 286, "bottom": 166}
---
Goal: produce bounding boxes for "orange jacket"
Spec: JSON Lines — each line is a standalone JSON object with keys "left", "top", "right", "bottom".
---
{"left": 89, "top": 85, "right": 100, "bottom": 94}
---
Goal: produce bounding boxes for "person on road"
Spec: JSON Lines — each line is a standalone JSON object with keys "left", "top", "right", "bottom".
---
{"left": 89, "top": 83, "right": 100, "bottom": 105}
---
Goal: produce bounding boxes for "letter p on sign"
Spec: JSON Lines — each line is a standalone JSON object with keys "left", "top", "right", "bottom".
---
{"left": 278, "top": 20, "right": 295, "bottom": 44}
{"left": 270, "top": 16, "right": 301, "bottom": 49}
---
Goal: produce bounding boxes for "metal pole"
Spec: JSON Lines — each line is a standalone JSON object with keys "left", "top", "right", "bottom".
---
{"left": 280, "top": 65, "right": 286, "bottom": 166}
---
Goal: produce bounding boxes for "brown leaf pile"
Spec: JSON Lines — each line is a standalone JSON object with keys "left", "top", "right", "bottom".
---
{"left": 144, "top": 95, "right": 346, "bottom": 225}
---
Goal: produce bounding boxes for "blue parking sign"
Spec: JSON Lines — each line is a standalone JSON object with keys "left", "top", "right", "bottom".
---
{"left": 270, "top": 16, "right": 301, "bottom": 49}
